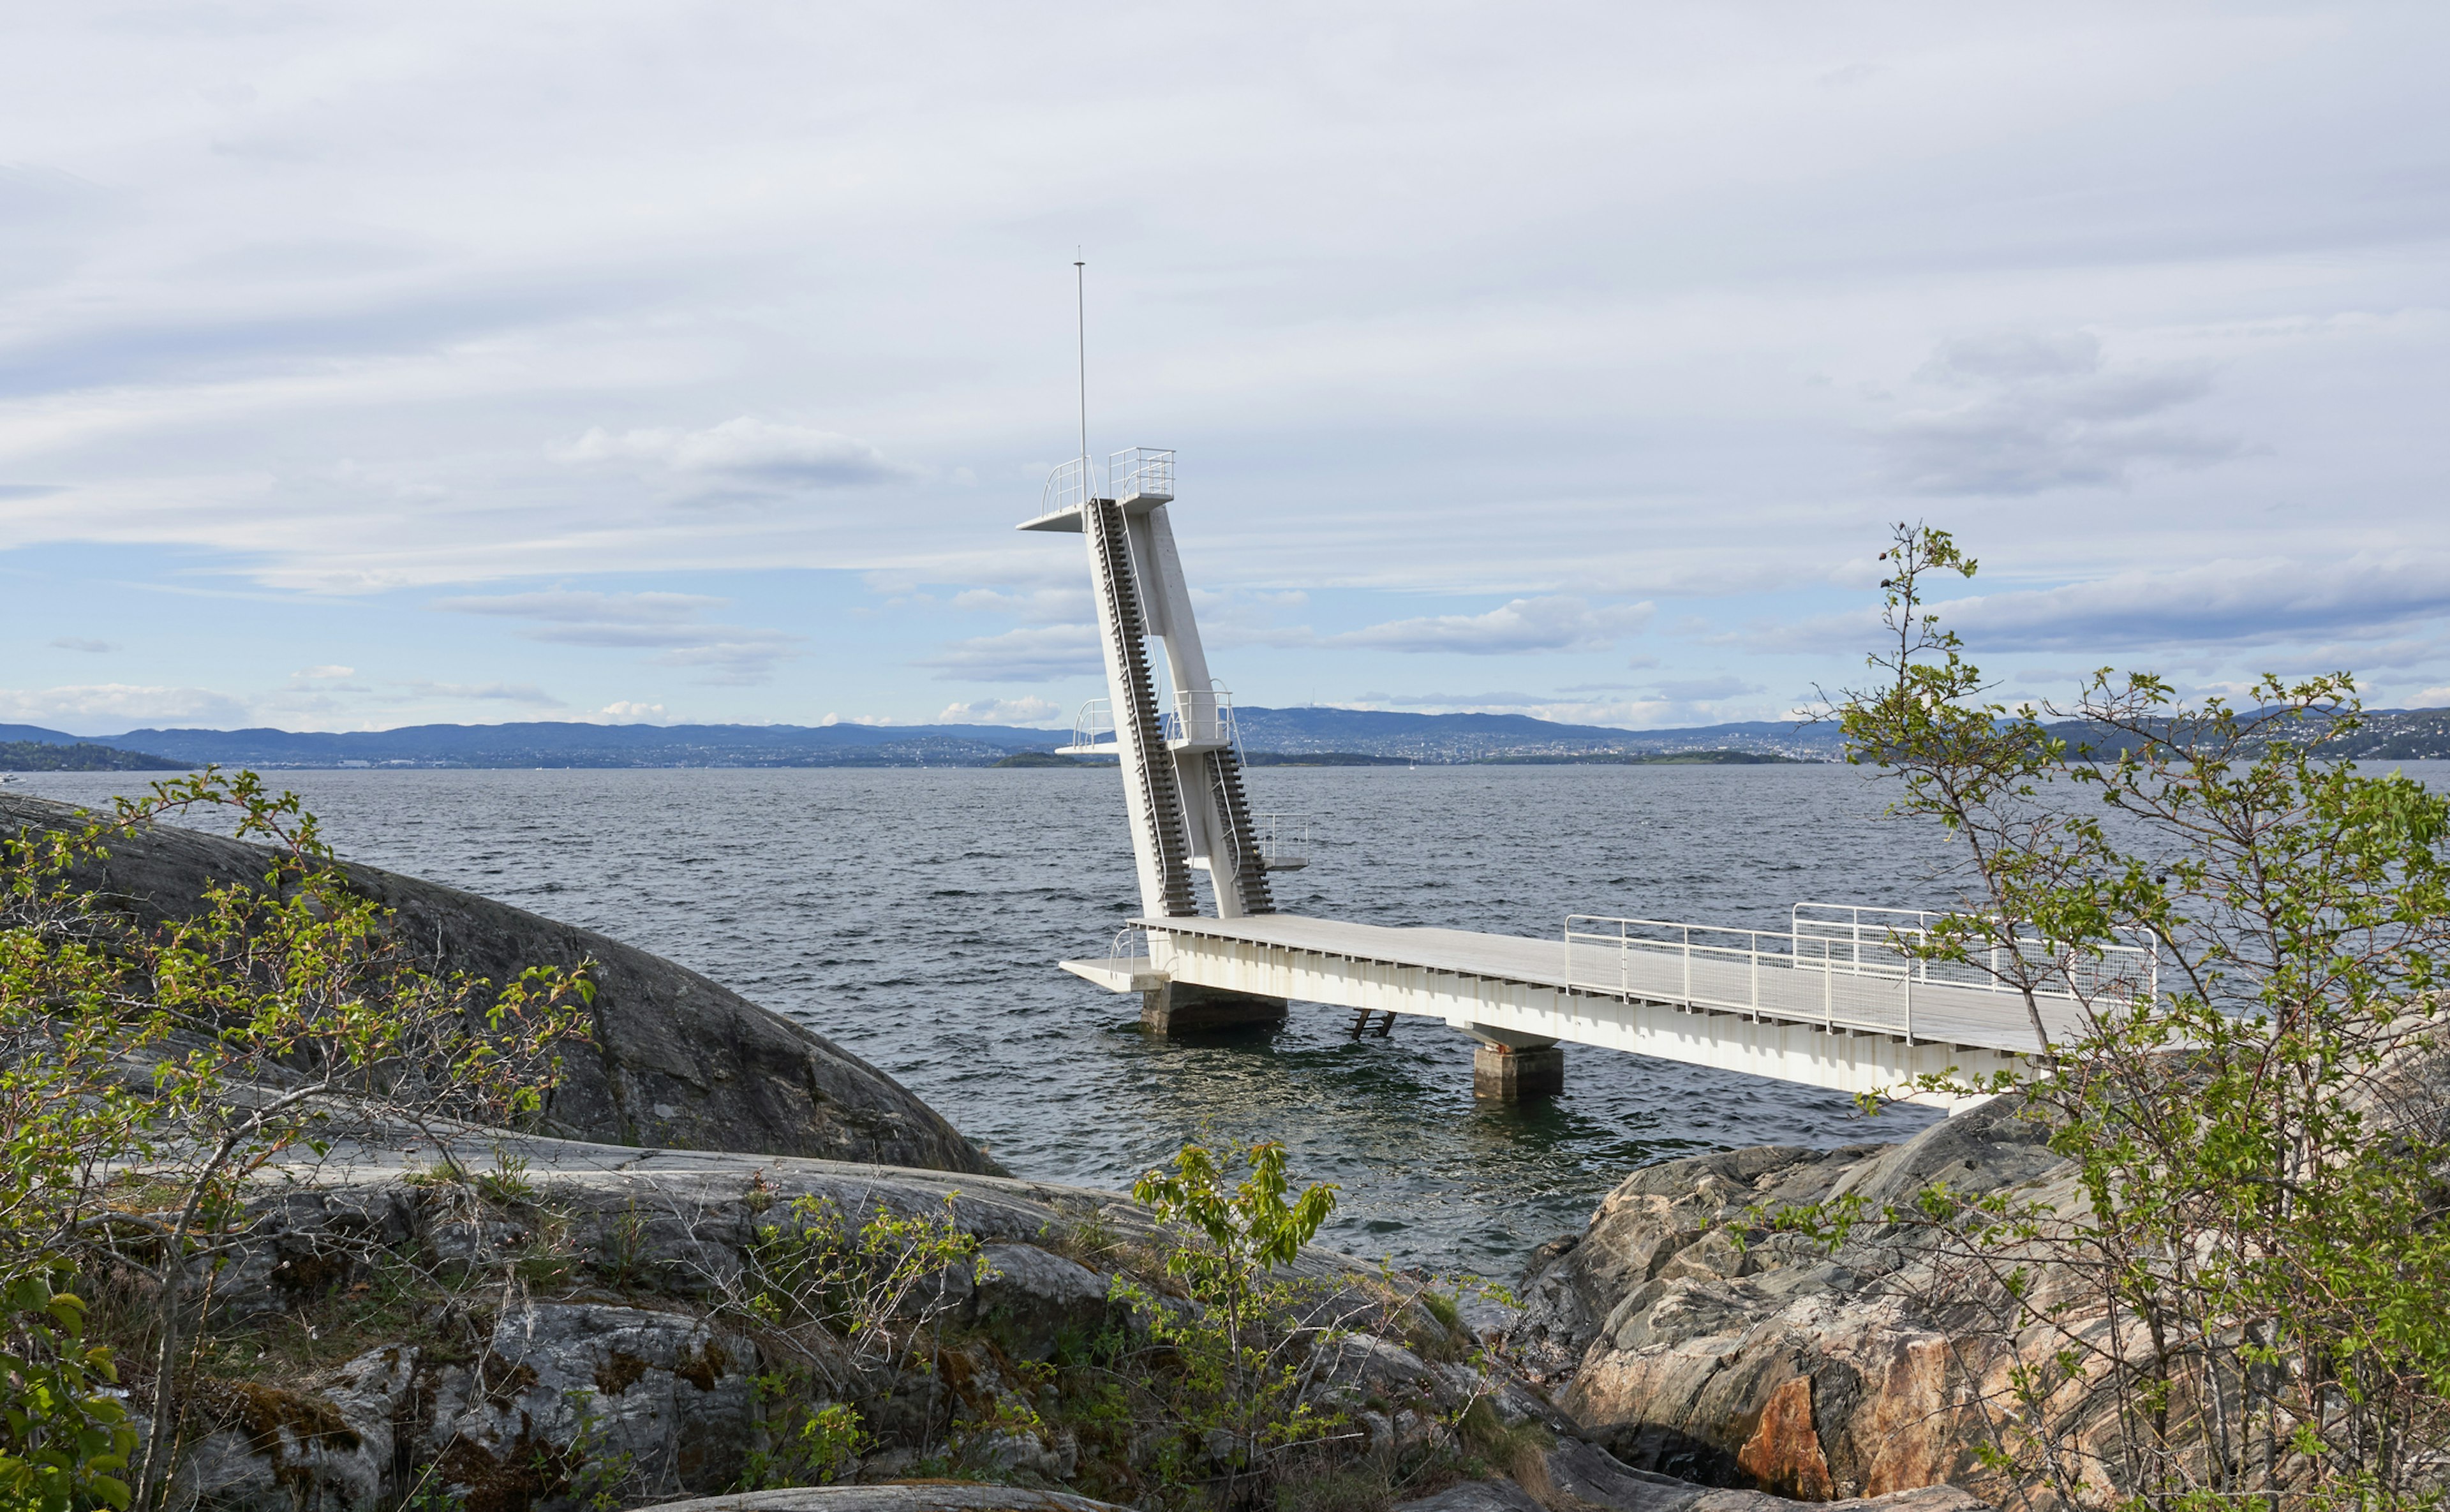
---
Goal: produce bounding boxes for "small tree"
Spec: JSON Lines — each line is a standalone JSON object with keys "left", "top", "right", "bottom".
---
{"left": 1122, "top": 1140, "right": 1345, "bottom": 1509}
{"left": 1, "top": 771, "right": 596, "bottom": 1512}
{"left": 1786, "top": 523, "right": 2450, "bottom": 1508}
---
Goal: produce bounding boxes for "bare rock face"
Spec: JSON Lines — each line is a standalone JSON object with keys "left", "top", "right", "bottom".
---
{"left": 162, "top": 1133, "right": 1985, "bottom": 1512}
{"left": 1504, "top": 1101, "right": 2067, "bottom": 1501}
{"left": 647, "top": 1490, "right": 1129, "bottom": 1512}
{"left": 181, "top": 1307, "right": 759, "bottom": 1512}
{"left": 0, "top": 792, "right": 996, "bottom": 1173}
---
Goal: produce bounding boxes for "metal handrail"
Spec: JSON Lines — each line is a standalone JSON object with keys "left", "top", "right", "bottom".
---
{"left": 1043, "top": 457, "right": 1089, "bottom": 515}
{"left": 1069, "top": 699, "right": 1117, "bottom": 752}
{"left": 1255, "top": 812, "right": 1309, "bottom": 871}
{"left": 1108, "top": 447, "right": 1174, "bottom": 501}
{"left": 1162, "top": 685, "right": 1235, "bottom": 747}
{"left": 1790, "top": 901, "right": 2158, "bottom": 1001}
{"left": 1562, "top": 909, "right": 2158, "bottom": 1046}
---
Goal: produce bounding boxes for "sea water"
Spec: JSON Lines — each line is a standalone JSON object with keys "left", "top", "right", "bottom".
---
{"left": 41, "top": 759, "right": 2409, "bottom": 1274}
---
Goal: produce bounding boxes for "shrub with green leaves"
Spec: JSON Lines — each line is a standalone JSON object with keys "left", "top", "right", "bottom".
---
{"left": 1782, "top": 523, "right": 2450, "bottom": 1509}
{"left": 1, "top": 771, "right": 596, "bottom": 1512}
{"left": 1115, "top": 1140, "right": 1352, "bottom": 1510}
{"left": 1, "top": 1268, "right": 137, "bottom": 1512}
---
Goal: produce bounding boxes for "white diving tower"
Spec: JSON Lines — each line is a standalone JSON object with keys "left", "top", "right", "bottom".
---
{"left": 1018, "top": 448, "right": 1278, "bottom": 925}
{"left": 1027, "top": 456, "right": 2140, "bottom": 1109}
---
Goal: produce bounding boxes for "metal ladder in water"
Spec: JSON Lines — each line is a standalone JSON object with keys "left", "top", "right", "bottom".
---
{"left": 1084, "top": 498, "right": 1199, "bottom": 917}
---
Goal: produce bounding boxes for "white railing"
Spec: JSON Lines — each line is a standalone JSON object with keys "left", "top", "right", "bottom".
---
{"left": 1162, "top": 685, "right": 1235, "bottom": 748}
{"left": 1036, "top": 449, "right": 1171, "bottom": 514}
{"left": 1065, "top": 699, "right": 1117, "bottom": 754}
{"left": 1563, "top": 905, "right": 2157, "bottom": 1045}
{"left": 1043, "top": 457, "right": 1090, "bottom": 516}
{"left": 1256, "top": 812, "right": 1309, "bottom": 871}
{"left": 1108, "top": 447, "right": 1174, "bottom": 502}
{"left": 1788, "top": 902, "right": 2157, "bottom": 1002}
{"left": 1110, "top": 923, "right": 1150, "bottom": 963}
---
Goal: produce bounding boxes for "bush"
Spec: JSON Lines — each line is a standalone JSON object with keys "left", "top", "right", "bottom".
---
{"left": 0, "top": 1268, "right": 137, "bottom": 1512}
{"left": 1785, "top": 523, "right": 2450, "bottom": 1509}
{"left": 0, "top": 771, "right": 595, "bottom": 1511}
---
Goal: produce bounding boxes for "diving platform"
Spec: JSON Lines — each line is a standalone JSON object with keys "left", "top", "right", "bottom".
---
{"left": 1021, "top": 438, "right": 2152, "bottom": 1110}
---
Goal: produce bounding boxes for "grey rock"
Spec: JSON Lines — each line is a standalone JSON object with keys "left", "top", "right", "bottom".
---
{"left": 427, "top": 1301, "right": 759, "bottom": 1502}
{"left": 0, "top": 792, "right": 995, "bottom": 1171}
{"left": 1540, "top": 1437, "right": 1708, "bottom": 1509}
{"left": 970, "top": 1243, "right": 1111, "bottom": 1359}
{"left": 648, "top": 1489, "right": 1129, "bottom": 1512}
{"left": 1395, "top": 1478, "right": 1547, "bottom": 1512}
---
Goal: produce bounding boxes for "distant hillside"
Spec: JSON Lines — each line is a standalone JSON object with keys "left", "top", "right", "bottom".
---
{"left": 0, "top": 711, "right": 1846, "bottom": 768}
{"left": 0, "top": 720, "right": 1065, "bottom": 769}
{"left": 2040, "top": 706, "right": 2450, "bottom": 762}
{"left": 1231, "top": 708, "right": 1842, "bottom": 761}
{"left": 0, "top": 739, "right": 188, "bottom": 773}
{"left": 6, "top": 703, "right": 2437, "bottom": 771}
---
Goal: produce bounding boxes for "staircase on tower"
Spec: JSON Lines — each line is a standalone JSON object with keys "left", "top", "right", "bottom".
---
{"left": 1019, "top": 447, "right": 1277, "bottom": 920}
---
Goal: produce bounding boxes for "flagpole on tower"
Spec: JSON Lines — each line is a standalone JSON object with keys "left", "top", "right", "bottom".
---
{"left": 1074, "top": 255, "right": 1090, "bottom": 488}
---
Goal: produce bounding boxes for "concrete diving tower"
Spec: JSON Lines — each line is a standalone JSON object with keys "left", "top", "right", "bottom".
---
{"left": 1020, "top": 450, "right": 1288, "bottom": 1034}
{"left": 1024, "top": 453, "right": 2136, "bottom": 1109}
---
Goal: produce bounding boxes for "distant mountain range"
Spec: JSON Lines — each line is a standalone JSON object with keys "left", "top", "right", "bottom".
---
{"left": 3, "top": 703, "right": 2444, "bottom": 771}
{"left": 0, "top": 709, "right": 1840, "bottom": 768}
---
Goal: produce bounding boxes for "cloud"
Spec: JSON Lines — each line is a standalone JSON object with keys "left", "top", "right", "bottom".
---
{"left": 403, "top": 679, "right": 564, "bottom": 706}
{"left": 1943, "top": 554, "right": 2450, "bottom": 651}
{"left": 560, "top": 418, "right": 916, "bottom": 487}
{"left": 0, "top": 683, "right": 251, "bottom": 730}
{"left": 921, "top": 625, "right": 1101, "bottom": 682}
{"left": 1879, "top": 332, "right": 2244, "bottom": 495}
{"left": 1328, "top": 597, "right": 1653, "bottom": 655}
{"left": 1650, "top": 674, "right": 1763, "bottom": 701}
{"left": 433, "top": 589, "right": 802, "bottom": 684}
{"left": 646, "top": 635, "right": 803, "bottom": 684}
{"left": 433, "top": 591, "right": 723, "bottom": 625}
{"left": 937, "top": 696, "right": 1062, "bottom": 726}
{"left": 947, "top": 587, "right": 1093, "bottom": 623}
{"left": 48, "top": 637, "right": 119, "bottom": 653}
{"left": 590, "top": 701, "right": 671, "bottom": 723}
{"left": 1753, "top": 553, "right": 2450, "bottom": 655}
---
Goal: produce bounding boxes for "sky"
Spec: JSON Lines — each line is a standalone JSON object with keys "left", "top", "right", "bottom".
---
{"left": 3, "top": 2, "right": 2446, "bottom": 736}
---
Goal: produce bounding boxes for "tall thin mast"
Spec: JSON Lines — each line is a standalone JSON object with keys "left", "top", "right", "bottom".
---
{"left": 1074, "top": 258, "right": 1089, "bottom": 487}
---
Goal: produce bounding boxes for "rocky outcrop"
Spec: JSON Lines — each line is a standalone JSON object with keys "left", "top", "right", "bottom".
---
{"left": 162, "top": 1132, "right": 1980, "bottom": 1512}
{"left": 0, "top": 792, "right": 995, "bottom": 1172}
{"left": 650, "top": 1490, "right": 1129, "bottom": 1512}
{"left": 1503, "top": 1102, "right": 2069, "bottom": 1501}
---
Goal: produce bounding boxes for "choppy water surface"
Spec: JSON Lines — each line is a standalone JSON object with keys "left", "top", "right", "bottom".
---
{"left": 20, "top": 760, "right": 2098, "bottom": 1272}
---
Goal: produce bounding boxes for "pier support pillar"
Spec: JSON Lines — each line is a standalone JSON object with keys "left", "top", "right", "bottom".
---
{"left": 1473, "top": 1042, "right": 1564, "bottom": 1101}
{"left": 1142, "top": 981, "right": 1289, "bottom": 1035}
{"left": 1454, "top": 1021, "right": 1564, "bottom": 1101}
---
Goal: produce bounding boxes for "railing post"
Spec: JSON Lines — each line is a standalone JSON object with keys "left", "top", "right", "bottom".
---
{"left": 1903, "top": 974, "right": 1913, "bottom": 1046}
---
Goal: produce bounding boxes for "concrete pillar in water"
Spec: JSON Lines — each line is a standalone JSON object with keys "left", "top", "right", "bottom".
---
{"left": 1455, "top": 1021, "right": 1564, "bottom": 1101}
{"left": 1141, "top": 981, "right": 1289, "bottom": 1034}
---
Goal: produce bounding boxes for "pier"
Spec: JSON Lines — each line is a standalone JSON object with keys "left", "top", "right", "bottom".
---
{"left": 1024, "top": 451, "right": 2148, "bottom": 1110}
